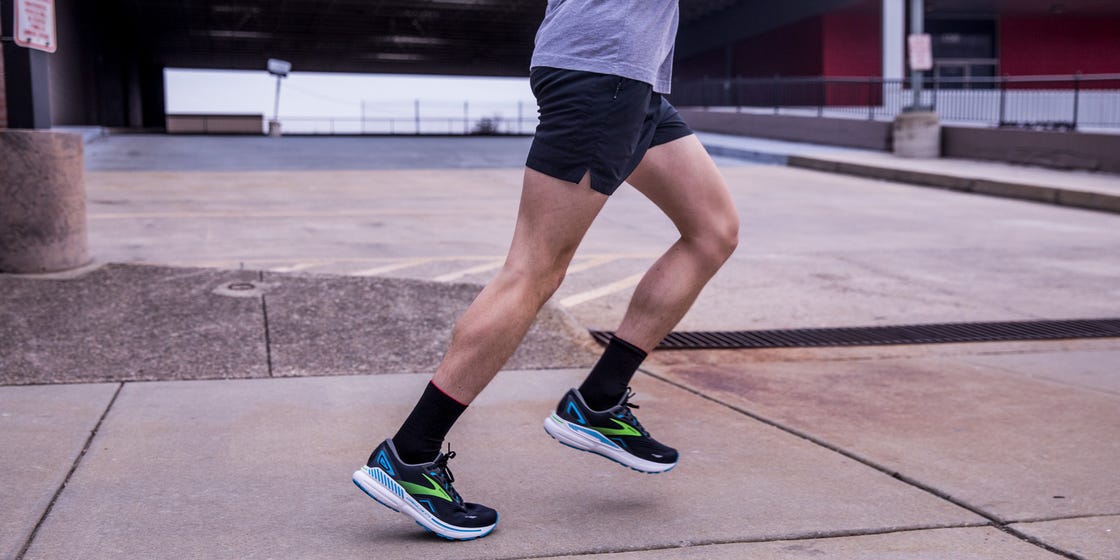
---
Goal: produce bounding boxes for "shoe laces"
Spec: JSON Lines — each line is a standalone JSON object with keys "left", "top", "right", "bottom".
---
{"left": 617, "top": 389, "right": 650, "bottom": 436}
{"left": 429, "top": 444, "right": 464, "bottom": 506}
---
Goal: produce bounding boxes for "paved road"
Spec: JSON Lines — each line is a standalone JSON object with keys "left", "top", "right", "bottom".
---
{"left": 84, "top": 135, "right": 1120, "bottom": 331}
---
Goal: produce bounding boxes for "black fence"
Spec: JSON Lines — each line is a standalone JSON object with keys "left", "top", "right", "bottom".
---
{"left": 669, "top": 74, "right": 1120, "bottom": 132}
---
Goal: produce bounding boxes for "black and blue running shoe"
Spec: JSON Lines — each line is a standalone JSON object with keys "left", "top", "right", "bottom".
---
{"left": 352, "top": 439, "right": 497, "bottom": 540}
{"left": 544, "top": 388, "right": 678, "bottom": 473}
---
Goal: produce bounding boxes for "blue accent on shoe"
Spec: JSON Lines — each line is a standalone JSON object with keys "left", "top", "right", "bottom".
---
{"left": 569, "top": 421, "right": 617, "bottom": 448}
{"left": 566, "top": 399, "right": 587, "bottom": 425}
{"left": 544, "top": 428, "right": 676, "bottom": 475}
{"left": 375, "top": 449, "right": 396, "bottom": 477}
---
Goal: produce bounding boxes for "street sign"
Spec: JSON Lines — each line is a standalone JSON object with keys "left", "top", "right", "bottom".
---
{"left": 13, "top": 0, "right": 56, "bottom": 53}
{"left": 267, "top": 58, "right": 292, "bottom": 77}
{"left": 908, "top": 33, "right": 933, "bottom": 72}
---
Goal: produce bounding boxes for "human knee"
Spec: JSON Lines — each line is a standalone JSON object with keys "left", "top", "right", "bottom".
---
{"left": 688, "top": 211, "right": 739, "bottom": 266}
{"left": 501, "top": 259, "right": 566, "bottom": 303}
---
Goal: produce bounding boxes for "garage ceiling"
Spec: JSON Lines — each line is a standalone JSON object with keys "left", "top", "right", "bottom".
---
{"left": 93, "top": 0, "right": 1120, "bottom": 76}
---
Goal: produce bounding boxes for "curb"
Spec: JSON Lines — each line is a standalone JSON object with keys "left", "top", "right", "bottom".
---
{"left": 700, "top": 142, "right": 1120, "bottom": 215}
{"left": 787, "top": 155, "right": 1120, "bottom": 215}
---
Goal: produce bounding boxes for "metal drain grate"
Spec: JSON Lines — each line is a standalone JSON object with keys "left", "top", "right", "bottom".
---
{"left": 591, "top": 318, "right": 1120, "bottom": 350}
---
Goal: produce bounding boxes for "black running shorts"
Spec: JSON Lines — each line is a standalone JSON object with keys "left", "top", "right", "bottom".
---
{"left": 526, "top": 66, "right": 694, "bottom": 196}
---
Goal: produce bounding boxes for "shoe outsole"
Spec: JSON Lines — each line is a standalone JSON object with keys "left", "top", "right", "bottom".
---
{"left": 543, "top": 414, "right": 676, "bottom": 474}
{"left": 352, "top": 467, "right": 497, "bottom": 541}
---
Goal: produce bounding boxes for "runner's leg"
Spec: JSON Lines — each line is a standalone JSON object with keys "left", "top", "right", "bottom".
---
{"left": 431, "top": 168, "right": 607, "bottom": 405}
{"left": 613, "top": 134, "right": 739, "bottom": 352}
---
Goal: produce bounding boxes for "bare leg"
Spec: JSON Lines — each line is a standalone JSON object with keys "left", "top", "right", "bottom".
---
{"left": 431, "top": 168, "right": 608, "bottom": 404}
{"left": 614, "top": 134, "right": 740, "bottom": 352}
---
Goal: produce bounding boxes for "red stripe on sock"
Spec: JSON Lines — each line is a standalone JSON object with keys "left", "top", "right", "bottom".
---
{"left": 430, "top": 380, "right": 469, "bottom": 408}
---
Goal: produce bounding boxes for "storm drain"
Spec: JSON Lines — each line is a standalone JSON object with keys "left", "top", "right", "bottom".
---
{"left": 591, "top": 318, "right": 1120, "bottom": 350}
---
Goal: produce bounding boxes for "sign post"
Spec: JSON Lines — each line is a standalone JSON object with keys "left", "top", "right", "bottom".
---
{"left": 906, "top": 0, "right": 931, "bottom": 111}
{"left": 14, "top": 0, "right": 57, "bottom": 53}
{"left": 267, "top": 58, "right": 291, "bottom": 137}
{"left": 2, "top": 0, "right": 54, "bottom": 128}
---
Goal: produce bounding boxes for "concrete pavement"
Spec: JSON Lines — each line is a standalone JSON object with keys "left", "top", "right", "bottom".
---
{"left": 2, "top": 134, "right": 1119, "bottom": 559}
{"left": 3, "top": 264, "right": 1118, "bottom": 559}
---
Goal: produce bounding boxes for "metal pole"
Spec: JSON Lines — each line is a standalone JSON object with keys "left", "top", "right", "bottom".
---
{"left": 909, "top": 0, "right": 924, "bottom": 110}
{"left": 998, "top": 76, "right": 1007, "bottom": 126}
{"left": 273, "top": 76, "right": 282, "bottom": 122}
{"left": 868, "top": 78, "right": 875, "bottom": 120}
{"left": 0, "top": 0, "right": 52, "bottom": 128}
{"left": 463, "top": 101, "right": 469, "bottom": 134}
{"left": 1073, "top": 73, "right": 1081, "bottom": 130}
{"left": 414, "top": 99, "right": 420, "bottom": 135}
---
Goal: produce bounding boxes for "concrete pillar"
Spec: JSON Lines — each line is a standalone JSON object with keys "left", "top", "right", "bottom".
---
{"left": 882, "top": 0, "right": 905, "bottom": 80}
{"left": 0, "top": 131, "right": 89, "bottom": 273}
{"left": 892, "top": 111, "right": 941, "bottom": 158}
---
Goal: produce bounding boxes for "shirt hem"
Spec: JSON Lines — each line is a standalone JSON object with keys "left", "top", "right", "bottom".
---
{"left": 530, "top": 54, "right": 672, "bottom": 94}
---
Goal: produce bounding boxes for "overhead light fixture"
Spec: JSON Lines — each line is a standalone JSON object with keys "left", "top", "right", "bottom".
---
{"left": 199, "top": 30, "right": 273, "bottom": 39}
{"left": 362, "top": 53, "right": 429, "bottom": 61}
{"left": 382, "top": 35, "right": 449, "bottom": 46}
{"left": 211, "top": 5, "right": 262, "bottom": 14}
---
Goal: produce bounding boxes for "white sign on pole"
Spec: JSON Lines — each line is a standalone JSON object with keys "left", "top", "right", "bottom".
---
{"left": 14, "top": 0, "right": 57, "bottom": 53}
{"left": 268, "top": 59, "right": 292, "bottom": 77}
{"left": 908, "top": 33, "right": 933, "bottom": 71}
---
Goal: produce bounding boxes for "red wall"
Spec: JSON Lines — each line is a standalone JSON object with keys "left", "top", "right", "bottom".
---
{"left": 732, "top": 16, "right": 824, "bottom": 78}
{"left": 674, "top": 47, "right": 725, "bottom": 81}
{"left": 822, "top": 11, "right": 881, "bottom": 77}
{"left": 1000, "top": 16, "right": 1120, "bottom": 75}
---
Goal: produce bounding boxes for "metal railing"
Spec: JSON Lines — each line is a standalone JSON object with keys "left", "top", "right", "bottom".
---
{"left": 670, "top": 74, "right": 1120, "bottom": 132}
{"left": 278, "top": 116, "right": 539, "bottom": 135}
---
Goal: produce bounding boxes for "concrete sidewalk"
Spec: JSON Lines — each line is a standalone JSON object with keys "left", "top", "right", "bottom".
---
{"left": 698, "top": 132, "right": 1120, "bottom": 214}
{"left": 2, "top": 264, "right": 1118, "bottom": 559}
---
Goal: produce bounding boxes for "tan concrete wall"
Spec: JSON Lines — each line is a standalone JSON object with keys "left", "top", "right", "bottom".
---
{"left": 166, "top": 114, "right": 264, "bottom": 135}
{"left": 943, "top": 127, "right": 1120, "bottom": 175}
{"left": 0, "top": 130, "right": 89, "bottom": 272}
{"left": 679, "top": 109, "right": 893, "bottom": 151}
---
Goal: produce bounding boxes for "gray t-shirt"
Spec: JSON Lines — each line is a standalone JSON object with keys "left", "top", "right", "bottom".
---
{"left": 530, "top": 0, "right": 679, "bottom": 94}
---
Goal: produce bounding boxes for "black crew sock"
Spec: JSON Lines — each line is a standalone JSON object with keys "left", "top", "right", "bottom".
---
{"left": 578, "top": 336, "right": 648, "bottom": 411}
{"left": 389, "top": 381, "right": 467, "bottom": 465}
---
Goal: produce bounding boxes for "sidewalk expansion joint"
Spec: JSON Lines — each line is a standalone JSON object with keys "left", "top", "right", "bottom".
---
{"left": 15, "top": 382, "right": 125, "bottom": 560}
{"left": 637, "top": 368, "right": 1086, "bottom": 560}
{"left": 1008, "top": 511, "right": 1120, "bottom": 525}
{"left": 259, "top": 270, "right": 274, "bottom": 377}
{"left": 487, "top": 523, "right": 992, "bottom": 560}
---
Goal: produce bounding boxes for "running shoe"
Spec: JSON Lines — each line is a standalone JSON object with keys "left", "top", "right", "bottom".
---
{"left": 352, "top": 439, "right": 497, "bottom": 541}
{"left": 543, "top": 388, "right": 678, "bottom": 473}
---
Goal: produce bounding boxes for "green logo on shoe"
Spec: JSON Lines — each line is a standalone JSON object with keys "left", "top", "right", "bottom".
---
{"left": 400, "top": 474, "right": 453, "bottom": 503}
{"left": 594, "top": 418, "right": 642, "bottom": 438}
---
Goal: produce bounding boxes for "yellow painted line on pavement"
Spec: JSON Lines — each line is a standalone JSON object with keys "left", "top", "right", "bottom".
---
{"left": 270, "top": 262, "right": 322, "bottom": 273}
{"left": 565, "top": 256, "right": 618, "bottom": 275}
{"left": 351, "top": 258, "right": 434, "bottom": 277}
{"left": 559, "top": 273, "right": 645, "bottom": 308}
{"left": 88, "top": 208, "right": 507, "bottom": 220}
{"left": 433, "top": 260, "right": 505, "bottom": 282}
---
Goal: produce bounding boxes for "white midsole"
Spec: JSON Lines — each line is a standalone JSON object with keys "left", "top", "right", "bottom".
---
{"left": 352, "top": 468, "right": 494, "bottom": 540}
{"left": 543, "top": 414, "right": 675, "bottom": 473}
